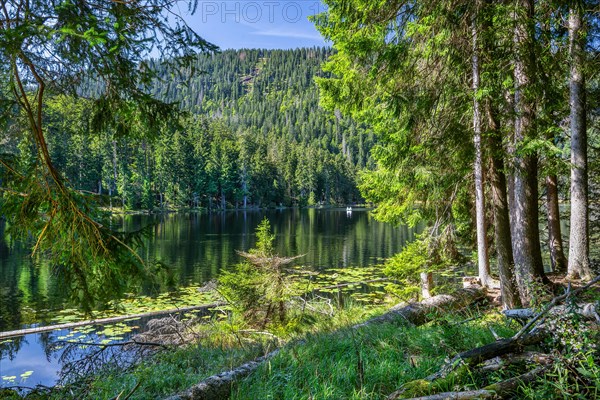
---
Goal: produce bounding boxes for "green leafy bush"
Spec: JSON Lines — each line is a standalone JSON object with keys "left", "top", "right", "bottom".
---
{"left": 384, "top": 228, "right": 458, "bottom": 301}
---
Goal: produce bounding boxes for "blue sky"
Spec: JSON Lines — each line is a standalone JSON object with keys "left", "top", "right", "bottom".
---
{"left": 181, "top": 1, "right": 329, "bottom": 49}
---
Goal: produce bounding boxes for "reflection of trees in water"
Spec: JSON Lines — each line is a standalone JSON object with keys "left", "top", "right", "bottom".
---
{"left": 1, "top": 220, "right": 65, "bottom": 332}
{"left": 39, "top": 331, "right": 56, "bottom": 362}
{"left": 0, "top": 335, "right": 24, "bottom": 361}
{"left": 3, "top": 210, "right": 419, "bottom": 333}
{"left": 56, "top": 341, "right": 155, "bottom": 388}
{"left": 137, "top": 210, "right": 421, "bottom": 283}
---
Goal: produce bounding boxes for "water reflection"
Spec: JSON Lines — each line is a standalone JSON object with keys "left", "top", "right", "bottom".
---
{"left": 0, "top": 209, "right": 420, "bottom": 388}
{"left": 1, "top": 209, "right": 419, "bottom": 332}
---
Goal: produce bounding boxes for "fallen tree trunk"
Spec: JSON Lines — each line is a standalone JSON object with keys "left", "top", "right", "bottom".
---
{"left": 163, "top": 349, "right": 279, "bottom": 400}
{"left": 395, "top": 365, "right": 550, "bottom": 400}
{"left": 480, "top": 351, "right": 553, "bottom": 372}
{"left": 503, "top": 303, "right": 600, "bottom": 323}
{"left": 387, "top": 328, "right": 549, "bottom": 399}
{"left": 425, "top": 328, "right": 547, "bottom": 382}
{"left": 163, "top": 286, "right": 486, "bottom": 399}
{"left": 355, "top": 285, "right": 485, "bottom": 328}
{"left": 0, "top": 302, "right": 225, "bottom": 340}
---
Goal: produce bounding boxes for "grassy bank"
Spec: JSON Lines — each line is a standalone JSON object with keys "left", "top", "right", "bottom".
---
{"left": 3, "top": 289, "right": 599, "bottom": 399}
{"left": 231, "top": 311, "right": 516, "bottom": 399}
{"left": 8, "top": 301, "right": 513, "bottom": 400}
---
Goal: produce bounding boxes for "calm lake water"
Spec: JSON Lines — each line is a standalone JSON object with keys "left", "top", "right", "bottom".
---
{"left": 0, "top": 208, "right": 420, "bottom": 388}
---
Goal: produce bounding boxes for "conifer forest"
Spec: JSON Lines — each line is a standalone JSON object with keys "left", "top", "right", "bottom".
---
{"left": 2, "top": 0, "right": 600, "bottom": 399}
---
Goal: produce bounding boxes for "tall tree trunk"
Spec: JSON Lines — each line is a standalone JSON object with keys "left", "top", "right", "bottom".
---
{"left": 546, "top": 174, "right": 566, "bottom": 272}
{"left": 220, "top": 186, "right": 226, "bottom": 210}
{"left": 504, "top": 91, "right": 517, "bottom": 245}
{"left": 472, "top": 7, "right": 492, "bottom": 287}
{"left": 567, "top": 1, "right": 593, "bottom": 280}
{"left": 538, "top": 19, "right": 567, "bottom": 275}
{"left": 512, "top": 0, "right": 547, "bottom": 304}
{"left": 486, "top": 106, "right": 522, "bottom": 309}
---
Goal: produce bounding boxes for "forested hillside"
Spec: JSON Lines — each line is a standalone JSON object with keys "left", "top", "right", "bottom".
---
{"left": 6, "top": 48, "right": 373, "bottom": 211}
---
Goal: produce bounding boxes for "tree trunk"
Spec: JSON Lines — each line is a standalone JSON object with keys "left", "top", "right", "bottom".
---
{"left": 472, "top": 7, "right": 492, "bottom": 288}
{"left": 546, "top": 174, "right": 566, "bottom": 272}
{"left": 220, "top": 186, "right": 226, "bottom": 210}
{"left": 354, "top": 285, "right": 485, "bottom": 328}
{"left": 486, "top": 106, "right": 521, "bottom": 309}
{"left": 567, "top": 1, "right": 592, "bottom": 280}
{"left": 512, "top": 0, "right": 547, "bottom": 303}
{"left": 503, "top": 303, "right": 600, "bottom": 322}
{"left": 111, "top": 140, "right": 118, "bottom": 210}
{"left": 420, "top": 272, "right": 434, "bottom": 299}
{"left": 504, "top": 90, "right": 517, "bottom": 246}
{"left": 393, "top": 365, "right": 550, "bottom": 400}
{"left": 425, "top": 328, "right": 547, "bottom": 382}
{"left": 0, "top": 302, "right": 224, "bottom": 340}
{"left": 164, "top": 349, "right": 280, "bottom": 400}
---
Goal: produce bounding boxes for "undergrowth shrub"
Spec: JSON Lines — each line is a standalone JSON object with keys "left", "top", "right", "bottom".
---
{"left": 218, "top": 217, "right": 302, "bottom": 328}
{"left": 384, "top": 227, "right": 459, "bottom": 301}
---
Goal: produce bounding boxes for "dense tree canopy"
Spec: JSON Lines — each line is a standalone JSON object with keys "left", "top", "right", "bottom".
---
{"left": 0, "top": 0, "right": 215, "bottom": 307}
{"left": 313, "top": 0, "right": 600, "bottom": 306}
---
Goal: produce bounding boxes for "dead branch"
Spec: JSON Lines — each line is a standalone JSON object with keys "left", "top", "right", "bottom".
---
{"left": 512, "top": 275, "right": 600, "bottom": 341}
{"left": 163, "top": 349, "right": 280, "bottom": 400}
{"left": 504, "top": 303, "right": 600, "bottom": 324}
{"left": 354, "top": 285, "right": 486, "bottom": 328}
{"left": 391, "top": 365, "right": 551, "bottom": 400}
{"left": 235, "top": 251, "right": 305, "bottom": 270}
{"left": 480, "top": 351, "right": 554, "bottom": 372}
{"left": 113, "top": 380, "right": 141, "bottom": 400}
{"left": 424, "top": 328, "right": 548, "bottom": 382}
{"left": 57, "top": 339, "right": 169, "bottom": 349}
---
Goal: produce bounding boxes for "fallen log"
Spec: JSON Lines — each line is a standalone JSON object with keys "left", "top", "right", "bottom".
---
{"left": 0, "top": 302, "right": 225, "bottom": 340}
{"left": 480, "top": 351, "right": 553, "bottom": 372}
{"left": 163, "top": 349, "right": 279, "bottom": 400}
{"left": 427, "top": 276, "right": 600, "bottom": 382}
{"left": 315, "top": 277, "right": 392, "bottom": 291}
{"left": 511, "top": 274, "right": 600, "bottom": 341}
{"left": 424, "top": 328, "right": 547, "bottom": 382}
{"left": 387, "top": 328, "right": 549, "bottom": 399}
{"left": 503, "top": 303, "right": 600, "bottom": 323}
{"left": 393, "top": 365, "right": 550, "bottom": 400}
{"left": 355, "top": 285, "right": 485, "bottom": 328}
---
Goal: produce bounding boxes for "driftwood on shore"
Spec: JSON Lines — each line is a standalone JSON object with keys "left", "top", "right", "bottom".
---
{"left": 355, "top": 285, "right": 486, "bottom": 328}
{"left": 163, "top": 349, "right": 280, "bottom": 400}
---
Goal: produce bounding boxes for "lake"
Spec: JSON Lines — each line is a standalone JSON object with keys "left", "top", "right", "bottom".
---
{"left": 0, "top": 208, "right": 420, "bottom": 388}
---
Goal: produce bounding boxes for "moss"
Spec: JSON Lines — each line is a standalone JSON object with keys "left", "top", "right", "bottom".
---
{"left": 397, "top": 379, "right": 432, "bottom": 397}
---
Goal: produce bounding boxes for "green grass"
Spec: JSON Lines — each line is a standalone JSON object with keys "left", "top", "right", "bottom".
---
{"left": 47, "top": 343, "right": 267, "bottom": 400}
{"left": 37, "top": 302, "right": 387, "bottom": 400}
{"left": 231, "top": 312, "right": 517, "bottom": 399}
{"left": 8, "top": 299, "right": 598, "bottom": 400}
